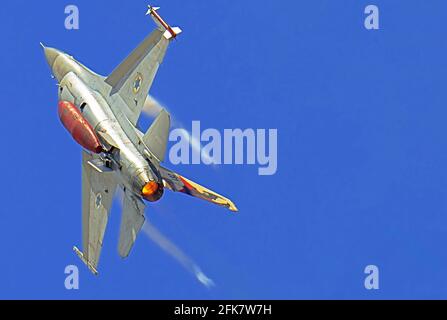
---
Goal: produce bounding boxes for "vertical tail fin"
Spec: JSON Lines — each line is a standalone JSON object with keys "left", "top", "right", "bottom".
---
{"left": 142, "top": 109, "right": 171, "bottom": 162}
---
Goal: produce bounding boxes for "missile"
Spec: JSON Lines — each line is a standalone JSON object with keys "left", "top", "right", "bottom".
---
{"left": 146, "top": 5, "right": 182, "bottom": 40}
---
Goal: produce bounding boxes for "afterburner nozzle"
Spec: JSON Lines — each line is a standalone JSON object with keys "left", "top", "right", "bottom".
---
{"left": 141, "top": 181, "right": 164, "bottom": 202}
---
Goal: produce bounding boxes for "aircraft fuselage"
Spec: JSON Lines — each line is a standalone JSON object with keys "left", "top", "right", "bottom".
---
{"left": 45, "top": 46, "right": 163, "bottom": 202}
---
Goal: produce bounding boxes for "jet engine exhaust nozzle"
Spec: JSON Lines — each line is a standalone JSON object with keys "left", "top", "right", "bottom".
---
{"left": 142, "top": 181, "right": 164, "bottom": 202}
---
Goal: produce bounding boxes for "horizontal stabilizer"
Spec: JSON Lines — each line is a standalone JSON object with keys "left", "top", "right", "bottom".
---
{"left": 159, "top": 166, "right": 238, "bottom": 212}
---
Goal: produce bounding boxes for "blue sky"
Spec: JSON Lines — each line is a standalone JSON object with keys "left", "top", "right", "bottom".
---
{"left": 1, "top": 0, "right": 447, "bottom": 299}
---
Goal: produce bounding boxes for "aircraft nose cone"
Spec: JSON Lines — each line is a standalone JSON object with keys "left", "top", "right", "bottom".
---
{"left": 42, "top": 44, "right": 60, "bottom": 68}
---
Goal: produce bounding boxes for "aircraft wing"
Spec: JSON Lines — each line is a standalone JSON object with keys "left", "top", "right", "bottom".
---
{"left": 73, "top": 151, "right": 117, "bottom": 275}
{"left": 105, "top": 9, "right": 181, "bottom": 125}
{"left": 159, "top": 166, "right": 238, "bottom": 212}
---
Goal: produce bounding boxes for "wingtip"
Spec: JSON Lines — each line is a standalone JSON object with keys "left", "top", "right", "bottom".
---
{"left": 228, "top": 202, "right": 239, "bottom": 212}
{"left": 73, "top": 246, "right": 99, "bottom": 276}
{"left": 39, "top": 42, "right": 45, "bottom": 49}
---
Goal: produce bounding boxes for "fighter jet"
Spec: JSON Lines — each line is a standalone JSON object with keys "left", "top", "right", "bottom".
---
{"left": 42, "top": 6, "right": 238, "bottom": 275}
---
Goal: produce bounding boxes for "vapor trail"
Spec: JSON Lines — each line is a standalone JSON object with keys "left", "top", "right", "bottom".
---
{"left": 142, "top": 95, "right": 164, "bottom": 117}
{"left": 141, "top": 221, "right": 215, "bottom": 288}
{"left": 142, "top": 95, "right": 214, "bottom": 165}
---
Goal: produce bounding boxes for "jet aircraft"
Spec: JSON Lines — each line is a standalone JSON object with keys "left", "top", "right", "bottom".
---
{"left": 42, "top": 6, "right": 238, "bottom": 275}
